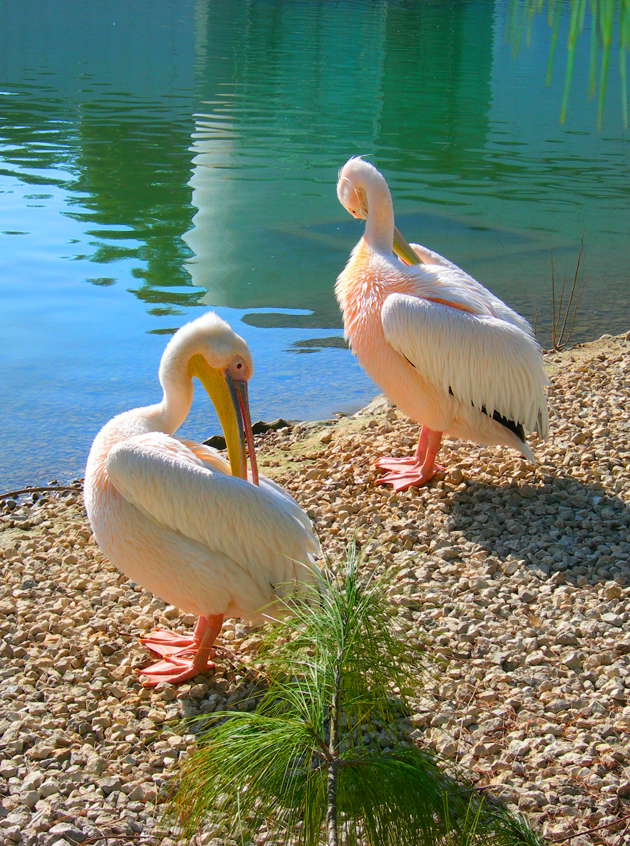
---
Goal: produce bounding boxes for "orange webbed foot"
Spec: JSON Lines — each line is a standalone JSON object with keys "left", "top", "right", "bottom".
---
{"left": 137, "top": 655, "right": 216, "bottom": 687}
{"left": 376, "top": 456, "right": 423, "bottom": 472}
{"left": 140, "top": 628, "right": 196, "bottom": 657}
{"left": 376, "top": 463, "right": 445, "bottom": 491}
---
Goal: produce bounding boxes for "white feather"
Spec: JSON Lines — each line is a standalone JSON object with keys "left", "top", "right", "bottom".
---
{"left": 381, "top": 293, "right": 549, "bottom": 439}
{"left": 408, "top": 243, "right": 534, "bottom": 335}
{"left": 106, "top": 433, "right": 319, "bottom": 604}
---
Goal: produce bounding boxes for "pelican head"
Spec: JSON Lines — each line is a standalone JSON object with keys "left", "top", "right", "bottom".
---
{"left": 159, "top": 312, "right": 259, "bottom": 485}
{"left": 337, "top": 156, "right": 419, "bottom": 266}
{"left": 336, "top": 156, "right": 373, "bottom": 219}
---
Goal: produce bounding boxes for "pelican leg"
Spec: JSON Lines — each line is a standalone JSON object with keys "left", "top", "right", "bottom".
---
{"left": 376, "top": 428, "right": 444, "bottom": 491}
{"left": 140, "top": 615, "right": 206, "bottom": 657}
{"left": 375, "top": 426, "right": 429, "bottom": 471}
{"left": 138, "top": 614, "right": 223, "bottom": 687}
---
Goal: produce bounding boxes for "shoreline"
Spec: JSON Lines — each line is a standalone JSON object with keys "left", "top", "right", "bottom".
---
{"left": 1, "top": 331, "right": 630, "bottom": 844}
{"left": 1, "top": 330, "right": 627, "bottom": 501}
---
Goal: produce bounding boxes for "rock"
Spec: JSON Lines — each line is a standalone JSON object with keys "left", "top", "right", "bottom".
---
{"left": 22, "top": 771, "right": 44, "bottom": 791}
{"left": 125, "top": 783, "right": 145, "bottom": 802}
{"left": 546, "top": 698, "right": 570, "bottom": 714}
{"left": 602, "top": 612, "right": 623, "bottom": 627}
{"left": 98, "top": 776, "right": 122, "bottom": 796}
{"left": 3, "top": 825, "right": 22, "bottom": 844}
{"left": 604, "top": 583, "right": 623, "bottom": 600}
{"left": 562, "top": 651, "right": 582, "bottom": 670}
{"left": 27, "top": 744, "right": 54, "bottom": 761}
{"left": 39, "top": 779, "right": 60, "bottom": 797}
{"left": 21, "top": 789, "right": 40, "bottom": 808}
{"left": 0, "top": 761, "right": 18, "bottom": 779}
{"left": 48, "top": 823, "right": 87, "bottom": 843}
{"left": 4, "top": 333, "right": 630, "bottom": 840}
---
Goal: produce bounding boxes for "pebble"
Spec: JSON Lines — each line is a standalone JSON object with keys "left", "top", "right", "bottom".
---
{"left": 0, "top": 332, "right": 629, "bottom": 844}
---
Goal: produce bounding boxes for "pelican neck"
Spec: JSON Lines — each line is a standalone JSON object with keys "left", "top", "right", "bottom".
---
{"left": 361, "top": 169, "right": 395, "bottom": 256}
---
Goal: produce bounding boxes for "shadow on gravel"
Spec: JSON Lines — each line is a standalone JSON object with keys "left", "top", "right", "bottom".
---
{"left": 442, "top": 473, "right": 630, "bottom": 587}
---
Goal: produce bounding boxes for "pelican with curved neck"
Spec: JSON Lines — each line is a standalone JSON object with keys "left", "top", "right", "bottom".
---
{"left": 335, "top": 156, "right": 549, "bottom": 491}
{"left": 83, "top": 313, "right": 320, "bottom": 686}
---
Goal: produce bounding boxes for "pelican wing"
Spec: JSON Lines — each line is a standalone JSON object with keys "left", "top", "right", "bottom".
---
{"left": 409, "top": 242, "right": 461, "bottom": 270}
{"left": 177, "top": 437, "right": 314, "bottom": 538}
{"left": 177, "top": 438, "right": 231, "bottom": 473}
{"left": 106, "top": 433, "right": 319, "bottom": 590}
{"left": 406, "top": 247, "right": 534, "bottom": 335}
{"left": 381, "top": 293, "right": 549, "bottom": 438}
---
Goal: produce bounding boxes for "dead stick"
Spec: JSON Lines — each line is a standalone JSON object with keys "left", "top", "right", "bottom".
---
{"left": 553, "top": 812, "right": 630, "bottom": 843}
{"left": 0, "top": 484, "right": 82, "bottom": 500}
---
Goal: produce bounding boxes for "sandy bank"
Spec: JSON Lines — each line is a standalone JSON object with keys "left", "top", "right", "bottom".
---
{"left": 1, "top": 331, "right": 630, "bottom": 845}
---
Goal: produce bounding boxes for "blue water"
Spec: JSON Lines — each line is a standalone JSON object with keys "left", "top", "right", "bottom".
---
{"left": 1, "top": 0, "right": 628, "bottom": 488}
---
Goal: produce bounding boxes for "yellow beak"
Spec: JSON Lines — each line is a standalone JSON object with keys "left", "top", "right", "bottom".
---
{"left": 392, "top": 225, "right": 421, "bottom": 266}
{"left": 188, "top": 354, "right": 249, "bottom": 481}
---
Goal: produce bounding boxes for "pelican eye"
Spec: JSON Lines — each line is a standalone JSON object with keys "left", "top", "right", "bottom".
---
{"left": 228, "top": 355, "right": 249, "bottom": 380}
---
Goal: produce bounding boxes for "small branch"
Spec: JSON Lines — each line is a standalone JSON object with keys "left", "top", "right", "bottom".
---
{"left": 551, "top": 248, "right": 558, "bottom": 348}
{"left": 553, "top": 812, "right": 630, "bottom": 843}
{"left": 0, "top": 484, "right": 82, "bottom": 501}
{"left": 308, "top": 727, "right": 333, "bottom": 762}
{"left": 327, "top": 656, "right": 341, "bottom": 846}
{"left": 559, "top": 232, "right": 583, "bottom": 343}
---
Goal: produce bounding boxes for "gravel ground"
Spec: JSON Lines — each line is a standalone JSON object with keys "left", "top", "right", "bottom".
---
{"left": 1, "top": 331, "right": 630, "bottom": 845}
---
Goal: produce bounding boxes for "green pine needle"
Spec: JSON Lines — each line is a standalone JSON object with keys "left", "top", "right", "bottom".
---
{"left": 167, "top": 543, "right": 542, "bottom": 846}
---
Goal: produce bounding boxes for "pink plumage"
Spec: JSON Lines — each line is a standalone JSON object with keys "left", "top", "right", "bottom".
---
{"left": 335, "top": 157, "right": 549, "bottom": 491}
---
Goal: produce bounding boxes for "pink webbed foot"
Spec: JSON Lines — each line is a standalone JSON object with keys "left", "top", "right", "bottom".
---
{"left": 137, "top": 655, "right": 216, "bottom": 687}
{"left": 376, "top": 463, "right": 445, "bottom": 492}
{"left": 376, "top": 456, "right": 424, "bottom": 472}
{"left": 138, "top": 613, "right": 223, "bottom": 688}
{"left": 376, "top": 427, "right": 444, "bottom": 491}
{"left": 140, "top": 629, "right": 196, "bottom": 657}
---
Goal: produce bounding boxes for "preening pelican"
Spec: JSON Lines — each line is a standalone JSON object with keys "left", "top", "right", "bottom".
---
{"left": 335, "top": 157, "right": 549, "bottom": 492}
{"left": 84, "top": 313, "right": 319, "bottom": 685}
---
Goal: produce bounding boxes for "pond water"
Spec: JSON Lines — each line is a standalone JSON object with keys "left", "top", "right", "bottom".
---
{"left": 1, "top": 0, "right": 629, "bottom": 489}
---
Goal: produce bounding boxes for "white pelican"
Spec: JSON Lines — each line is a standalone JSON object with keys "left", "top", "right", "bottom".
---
{"left": 84, "top": 313, "right": 319, "bottom": 685}
{"left": 335, "top": 157, "right": 549, "bottom": 492}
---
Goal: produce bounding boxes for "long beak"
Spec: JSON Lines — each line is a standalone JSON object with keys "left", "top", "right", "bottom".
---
{"left": 188, "top": 354, "right": 259, "bottom": 485}
{"left": 224, "top": 371, "right": 259, "bottom": 487}
{"left": 392, "top": 225, "right": 421, "bottom": 266}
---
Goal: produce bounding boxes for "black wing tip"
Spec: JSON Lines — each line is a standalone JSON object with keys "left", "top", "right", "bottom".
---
{"left": 450, "top": 386, "right": 526, "bottom": 443}
{"left": 488, "top": 407, "right": 525, "bottom": 442}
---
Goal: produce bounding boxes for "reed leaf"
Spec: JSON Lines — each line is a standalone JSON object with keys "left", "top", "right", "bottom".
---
{"left": 510, "top": 0, "right": 628, "bottom": 127}
{"left": 560, "top": 0, "right": 587, "bottom": 121}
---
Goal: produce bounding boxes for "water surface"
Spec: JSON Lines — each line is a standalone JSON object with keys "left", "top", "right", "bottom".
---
{"left": 1, "top": 0, "right": 628, "bottom": 488}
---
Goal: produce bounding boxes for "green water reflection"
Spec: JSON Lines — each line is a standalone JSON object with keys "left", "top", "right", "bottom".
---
{"left": 0, "top": 0, "right": 629, "bottom": 487}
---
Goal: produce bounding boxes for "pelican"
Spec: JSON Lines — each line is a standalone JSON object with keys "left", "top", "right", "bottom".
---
{"left": 335, "top": 157, "right": 549, "bottom": 492}
{"left": 84, "top": 313, "right": 319, "bottom": 685}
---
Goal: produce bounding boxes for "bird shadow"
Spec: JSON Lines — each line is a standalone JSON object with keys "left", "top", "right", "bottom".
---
{"left": 438, "top": 471, "right": 629, "bottom": 588}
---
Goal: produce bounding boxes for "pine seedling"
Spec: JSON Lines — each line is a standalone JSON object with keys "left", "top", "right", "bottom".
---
{"left": 169, "top": 541, "right": 542, "bottom": 846}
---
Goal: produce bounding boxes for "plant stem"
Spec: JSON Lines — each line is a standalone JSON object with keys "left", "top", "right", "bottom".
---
{"left": 327, "top": 657, "right": 341, "bottom": 846}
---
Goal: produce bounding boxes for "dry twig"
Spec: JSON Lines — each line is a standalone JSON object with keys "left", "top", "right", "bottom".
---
{"left": 551, "top": 233, "right": 587, "bottom": 351}
{"left": 0, "top": 483, "right": 82, "bottom": 500}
